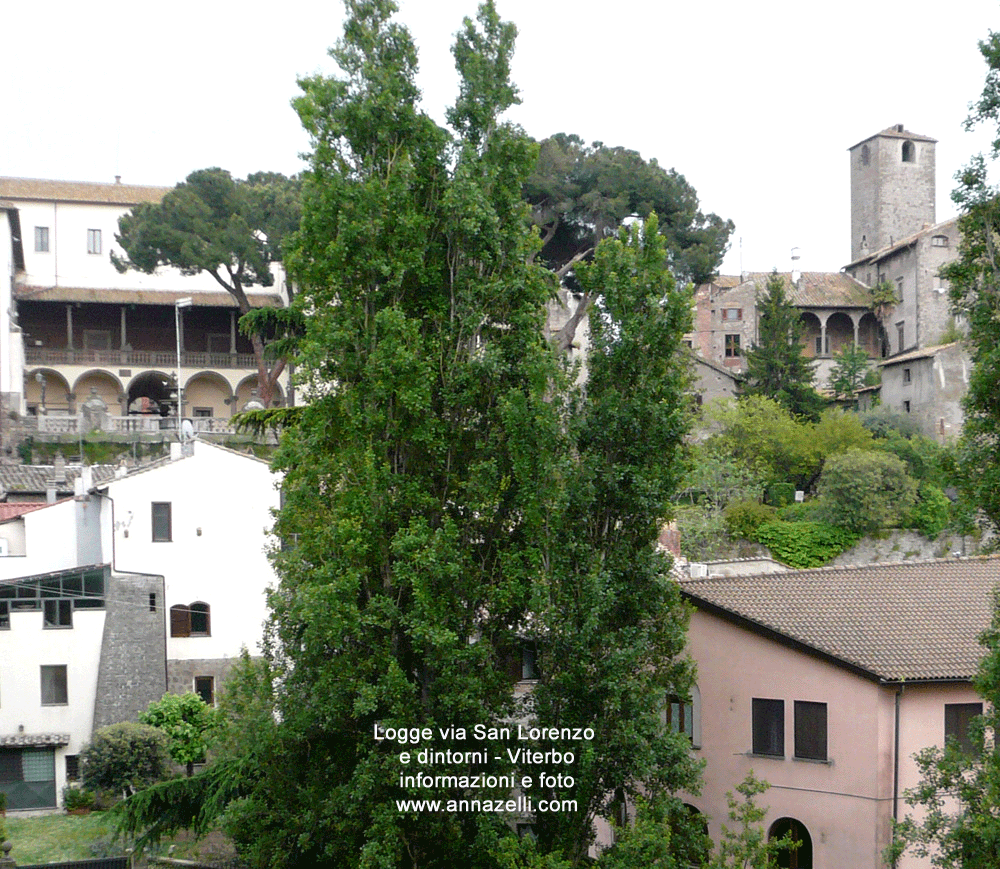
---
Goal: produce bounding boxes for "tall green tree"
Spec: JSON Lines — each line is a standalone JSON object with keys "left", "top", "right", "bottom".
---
{"left": 828, "top": 343, "right": 872, "bottom": 403}
{"left": 139, "top": 692, "right": 220, "bottom": 777}
{"left": 939, "top": 29, "right": 1000, "bottom": 532}
{"left": 113, "top": 168, "right": 301, "bottom": 407}
{"left": 741, "top": 270, "right": 825, "bottom": 420}
{"left": 522, "top": 216, "right": 701, "bottom": 864}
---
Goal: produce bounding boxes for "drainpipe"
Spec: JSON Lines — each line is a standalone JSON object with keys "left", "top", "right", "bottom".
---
{"left": 893, "top": 683, "right": 903, "bottom": 823}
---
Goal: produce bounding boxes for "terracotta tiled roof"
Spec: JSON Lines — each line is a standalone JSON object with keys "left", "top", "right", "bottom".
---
{"left": 0, "top": 501, "right": 49, "bottom": 521}
{"left": 879, "top": 342, "right": 961, "bottom": 366}
{"left": 682, "top": 556, "right": 1000, "bottom": 682}
{"left": 724, "top": 271, "right": 871, "bottom": 308}
{"left": 845, "top": 217, "right": 959, "bottom": 269}
{"left": 848, "top": 126, "right": 938, "bottom": 150}
{"left": 13, "top": 286, "right": 283, "bottom": 308}
{"left": 0, "top": 177, "right": 168, "bottom": 206}
{"left": 0, "top": 464, "right": 117, "bottom": 496}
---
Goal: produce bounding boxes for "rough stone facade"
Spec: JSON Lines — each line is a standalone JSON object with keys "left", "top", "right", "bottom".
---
{"left": 166, "top": 657, "right": 239, "bottom": 701}
{"left": 849, "top": 126, "right": 936, "bottom": 262}
{"left": 92, "top": 570, "right": 167, "bottom": 730}
{"left": 879, "top": 342, "right": 968, "bottom": 441}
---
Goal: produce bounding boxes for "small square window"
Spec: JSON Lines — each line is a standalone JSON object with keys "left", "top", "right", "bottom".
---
{"left": 752, "top": 698, "right": 784, "bottom": 757}
{"left": 86, "top": 229, "right": 102, "bottom": 255}
{"left": 194, "top": 676, "right": 215, "bottom": 706}
{"left": 945, "top": 703, "right": 983, "bottom": 754}
{"left": 725, "top": 334, "right": 741, "bottom": 358}
{"left": 794, "top": 701, "right": 827, "bottom": 761}
{"left": 41, "top": 665, "right": 68, "bottom": 705}
{"left": 723, "top": 308, "right": 742, "bottom": 321}
{"left": 43, "top": 599, "right": 72, "bottom": 629}
{"left": 34, "top": 226, "right": 50, "bottom": 252}
{"left": 152, "top": 502, "right": 172, "bottom": 542}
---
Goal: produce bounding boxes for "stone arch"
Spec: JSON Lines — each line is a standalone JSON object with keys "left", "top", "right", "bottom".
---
{"left": 25, "top": 368, "right": 71, "bottom": 414}
{"left": 126, "top": 371, "right": 174, "bottom": 416}
{"left": 798, "top": 312, "right": 822, "bottom": 358}
{"left": 236, "top": 375, "right": 285, "bottom": 410}
{"left": 902, "top": 140, "right": 915, "bottom": 163}
{"left": 857, "top": 312, "right": 882, "bottom": 358}
{"left": 183, "top": 372, "right": 235, "bottom": 419}
{"left": 768, "top": 817, "right": 812, "bottom": 869}
{"left": 74, "top": 370, "right": 125, "bottom": 416}
{"left": 824, "top": 311, "right": 855, "bottom": 357}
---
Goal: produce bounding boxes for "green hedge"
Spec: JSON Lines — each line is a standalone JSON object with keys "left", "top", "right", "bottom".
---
{"left": 755, "top": 520, "right": 858, "bottom": 569}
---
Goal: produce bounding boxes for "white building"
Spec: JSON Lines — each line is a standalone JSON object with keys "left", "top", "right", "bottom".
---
{"left": 0, "top": 177, "right": 291, "bottom": 430}
{"left": 0, "top": 439, "right": 279, "bottom": 810}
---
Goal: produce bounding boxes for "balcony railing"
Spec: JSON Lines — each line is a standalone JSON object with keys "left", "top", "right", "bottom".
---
{"left": 25, "top": 348, "right": 257, "bottom": 370}
{"left": 34, "top": 415, "right": 242, "bottom": 435}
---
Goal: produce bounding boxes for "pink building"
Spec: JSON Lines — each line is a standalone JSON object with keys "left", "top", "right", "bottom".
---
{"left": 679, "top": 556, "right": 1000, "bottom": 869}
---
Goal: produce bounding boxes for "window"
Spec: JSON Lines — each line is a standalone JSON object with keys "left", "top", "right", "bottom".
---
{"left": 152, "top": 502, "right": 172, "bottom": 542}
{"left": 43, "top": 599, "right": 72, "bottom": 629}
{"left": 903, "top": 368, "right": 912, "bottom": 383}
{"left": 932, "top": 235, "right": 950, "bottom": 247}
{"left": 861, "top": 143, "right": 870, "bottom": 166}
{"left": 149, "top": 593, "right": 157, "bottom": 613}
{"left": 725, "top": 334, "right": 741, "bottom": 358}
{"left": 194, "top": 676, "right": 215, "bottom": 706}
{"left": 190, "top": 601, "right": 211, "bottom": 636}
{"left": 0, "top": 601, "right": 8, "bottom": 630}
{"left": 82, "top": 329, "right": 112, "bottom": 350}
{"left": 40, "top": 665, "right": 68, "bottom": 705}
{"left": 666, "top": 694, "right": 694, "bottom": 742}
{"left": 903, "top": 400, "right": 911, "bottom": 413}
{"left": 170, "top": 602, "right": 211, "bottom": 637}
{"left": 722, "top": 308, "right": 743, "bottom": 321}
{"left": 897, "top": 323, "right": 905, "bottom": 353}
{"left": 902, "top": 140, "right": 915, "bottom": 163}
{"left": 86, "top": 229, "right": 102, "bottom": 255}
{"left": 34, "top": 226, "right": 49, "bottom": 252}
{"left": 752, "top": 698, "right": 784, "bottom": 757}
{"left": 895, "top": 277, "right": 904, "bottom": 300}
{"left": 945, "top": 703, "right": 983, "bottom": 754}
{"left": 65, "top": 754, "right": 80, "bottom": 782}
{"left": 193, "top": 407, "right": 213, "bottom": 418}
{"left": 814, "top": 336, "right": 829, "bottom": 356}
{"left": 794, "top": 701, "right": 827, "bottom": 761}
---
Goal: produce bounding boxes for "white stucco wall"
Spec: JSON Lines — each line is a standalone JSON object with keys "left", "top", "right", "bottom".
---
{"left": 0, "top": 499, "right": 89, "bottom": 580}
{"left": 103, "top": 440, "right": 279, "bottom": 662}
{"left": 0, "top": 606, "right": 106, "bottom": 805}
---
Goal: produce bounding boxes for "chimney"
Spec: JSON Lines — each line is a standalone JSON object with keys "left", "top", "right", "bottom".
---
{"left": 791, "top": 247, "right": 801, "bottom": 286}
{"left": 114, "top": 175, "right": 121, "bottom": 184}
{"left": 52, "top": 452, "right": 67, "bottom": 484}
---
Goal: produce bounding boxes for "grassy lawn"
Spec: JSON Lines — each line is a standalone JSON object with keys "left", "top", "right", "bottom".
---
{"left": 4, "top": 811, "right": 121, "bottom": 863}
{"left": 2, "top": 811, "right": 240, "bottom": 865}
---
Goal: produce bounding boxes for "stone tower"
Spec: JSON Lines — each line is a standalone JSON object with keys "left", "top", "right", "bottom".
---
{"left": 849, "top": 125, "right": 936, "bottom": 263}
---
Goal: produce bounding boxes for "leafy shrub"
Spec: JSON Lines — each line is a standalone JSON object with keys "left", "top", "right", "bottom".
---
{"left": 62, "top": 785, "right": 96, "bottom": 811}
{"left": 755, "top": 520, "right": 859, "bottom": 568}
{"left": 858, "top": 406, "right": 920, "bottom": 438}
{"left": 81, "top": 722, "right": 169, "bottom": 794}
{"left": 140, "top": 692, "right": 220, "bottom": 775}
{"left": 777, "top": 499, "right": 824, "bottom": 522}
{"left": 907, "top": 483, "right": 952, "bottom": 538}
{"left": 723, "top": 500, "right": 777, "bottom": 540}
{"left": 675, "top": 505, "right": 732, "bottom": 561}
{"left": 817, "top": 448, "right": 917, "bottom": 536}
{"left": 765, "top": 482, "right": 796, "bottom": 508}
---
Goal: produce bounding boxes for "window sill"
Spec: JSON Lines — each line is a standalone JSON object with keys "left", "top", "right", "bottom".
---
{"left": 747, "top": 752, "right": 785, "bottom": 760}
{"left": 43, "top": 625, "right": 73, "bottom": 630}
{"left": 41, "top": 702, "right": 69, "bottom": 707}
{"left": 793, "top": 755, "right": 832, "bottom": 765}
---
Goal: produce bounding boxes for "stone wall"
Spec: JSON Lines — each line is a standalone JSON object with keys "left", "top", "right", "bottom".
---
{"left": 167, "top": 657, "right": 239, "bottom": 700}
{"left": 92, "top": 571, "right": 167, "bottom": 729}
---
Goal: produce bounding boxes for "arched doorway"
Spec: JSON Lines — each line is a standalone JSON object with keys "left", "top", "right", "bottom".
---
{"left": 824, "top": 312, "right": 855, "bottom": 357}
{"left": 126, "top": 371, "right": 174, "bottom": 417}
{"left": 768, "top": 817, "right": 812, "bottom": 869}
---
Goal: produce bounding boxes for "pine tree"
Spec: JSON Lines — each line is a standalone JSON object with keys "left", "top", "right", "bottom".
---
{"left": 741, "top": 270, "right": 825, "bottom": 421}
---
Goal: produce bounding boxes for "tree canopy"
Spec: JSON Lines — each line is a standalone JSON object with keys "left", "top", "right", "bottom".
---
{"left": 939, "top": 29, "right": 1000, "bottom": 534}
{"left": 112, "top": 168, "right": 301, "bottom": 407}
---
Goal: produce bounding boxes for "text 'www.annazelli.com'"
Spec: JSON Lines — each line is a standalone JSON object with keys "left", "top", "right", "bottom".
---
{"left": 396, "top": 796, "right": 577, "bottom": 813}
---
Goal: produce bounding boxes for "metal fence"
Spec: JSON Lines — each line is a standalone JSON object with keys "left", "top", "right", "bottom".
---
{"left": 19, "top": 859, "right": 129, "bottom": 869}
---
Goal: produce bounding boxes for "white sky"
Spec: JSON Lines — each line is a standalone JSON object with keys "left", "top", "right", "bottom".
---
{"left": 3, "top": 0, "right": 998, "bottom": 277}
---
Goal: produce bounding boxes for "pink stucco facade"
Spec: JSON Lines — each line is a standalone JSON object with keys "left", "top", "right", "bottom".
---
{"left": 685, "top": 608, "right": 982, "bottom": 869}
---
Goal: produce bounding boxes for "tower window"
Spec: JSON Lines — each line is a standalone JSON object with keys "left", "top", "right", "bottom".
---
{"left": 902, "top": 140, "right": 915, "bottom": 163}
{"left": 932, "top": 235, "right": 949, "bottom": 247}
{"left": 861, "top": 144, "right": 870, "bottom": 166}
